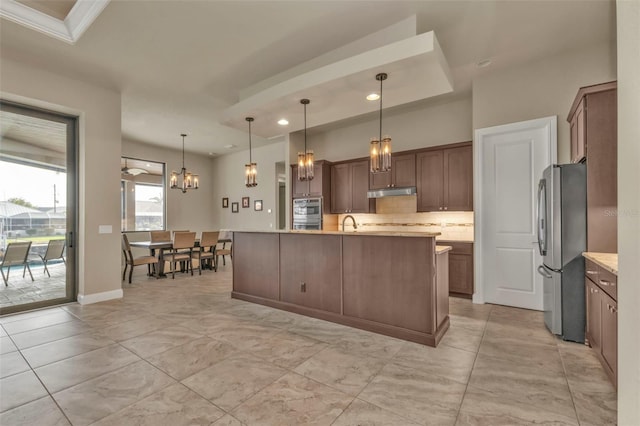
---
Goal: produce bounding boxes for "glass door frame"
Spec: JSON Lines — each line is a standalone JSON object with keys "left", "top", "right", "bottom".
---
{"left": 0, "top": 99, "right": 78, "bottom": 315}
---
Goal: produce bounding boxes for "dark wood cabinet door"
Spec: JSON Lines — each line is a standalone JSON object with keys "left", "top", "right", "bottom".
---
{"left": 417, "top": 150, "right": 444, "bottom": 211}
{"left": 370, "top": 170, "right": 391, "bottom": 190}
{"left": 350, "top": 160, "right": 371, "bottom": 213}
{"left": 586, "top": 279, "right": 602, "bottom": 354}
{"left": 280, "top": 234, "right": 342, "bottom": 313}
{"left": 392, "top": 153, "right": 416, "bottom": 187}
{"left": 331, "top": 163, "right": 351, "bottom": 213}
{"left": 448, "top": 254, "right": 473, "bottom": 295}
{"left": 443, "top": 145, "right": 473, "bottom": 211}
{"left": 575, "top": 98, "right": 586, "bottom": 162}
{"left": 601, "top": 291, "right": 617, "bottom": 380}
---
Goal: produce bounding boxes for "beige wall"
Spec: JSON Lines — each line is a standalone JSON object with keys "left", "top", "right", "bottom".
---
{"left": 211, "top": 141, "right": 286, "bottom": 231}
{"left": 473, "top": 41, "right": 616, "bottom": 163}
{"left": 1, "top": 57, "right": 122, "bottom": 302}
{"left": 616, "top": 0, "right": 640, "bottom": 423}
{"left": 122, "top": 139, "right": 217, "bottom": 235}
{"left": 303, "top": 96, "right": 472, "bottom": 162}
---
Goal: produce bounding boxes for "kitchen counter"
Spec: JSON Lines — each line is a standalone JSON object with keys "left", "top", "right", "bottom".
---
{"left": 583, "top": 252, "right": 618, "bottom": 275}
{"left": 437, "top": 237, "right": 474, "bottom": 243}
{"left": 232, "top": 231, "right": 449, "bottom": 347}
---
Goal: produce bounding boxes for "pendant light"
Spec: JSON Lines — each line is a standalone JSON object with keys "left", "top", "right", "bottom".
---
{"left": 245, "top": 117, "right": 257, "bottom": 187}
{"left": 370, "top": 73, "right": 392, "bottom": 173}
{"left": 170, "top": 133, "right": 199, "bottom": 193}
{"left": 297, "top": 98, "right": 314, "bottom": 181}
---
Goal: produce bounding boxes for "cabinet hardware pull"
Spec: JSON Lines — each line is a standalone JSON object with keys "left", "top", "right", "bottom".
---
{"left": 439, "top": 207, "right": 443, "bottom": 210}
{"left": 612, "top": 306, "right": 617, "bottom": 313}
{"left": 599, "top": 280, "right": 610, "bottom": 286}
{"left": 444, "top": 207, "right": 448, "bottom": 210}
{"left": 586, "top": 270, "right": 598, "bottom": 275}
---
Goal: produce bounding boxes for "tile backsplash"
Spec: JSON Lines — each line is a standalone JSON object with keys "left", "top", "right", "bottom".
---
{"left": 338, "top": 210, "right": 474, "bottom": 241}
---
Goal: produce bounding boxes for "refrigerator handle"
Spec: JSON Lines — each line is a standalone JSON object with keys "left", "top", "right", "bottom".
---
{"left": 537, "top": 265, "right": 553, "bottom": 278}
{"left": 537, "top": 180, "right": 547, "bottom": 256}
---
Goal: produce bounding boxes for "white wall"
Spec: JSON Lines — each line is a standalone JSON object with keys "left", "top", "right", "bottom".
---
{"left": 211, "top": 141, "right": 286, "bottom": 231}
{"left": 616, "top": 0, "right": 640, "bottom": 423}
{"left": 304, "top": 96, "right": 472, "bottom": 162}
{"left": 1, "top": 57, "right": 122, "bottom": 302}
{"left": 473, "top": 41, "right": 616, "bottom": 163}
{"left": 122, "top": 139, "right": 216, "bottom": 235}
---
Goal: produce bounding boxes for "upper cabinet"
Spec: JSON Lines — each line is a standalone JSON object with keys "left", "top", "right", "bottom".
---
{"left": 331, "top": 159, "right": 371, "bottom": 214}
{"left": 369, "top": 153, "right": 416, "bottom": 189}
{"left": 567, "top": 82, "right": 617, "bottom": 253}
{"left": 291, "top": 160, "right": 331, "bottom": 200}
{"left": 417, "top": 142, "right": 473, "bottom": 212}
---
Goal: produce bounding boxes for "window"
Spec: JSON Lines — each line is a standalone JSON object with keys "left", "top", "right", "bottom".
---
{"left": 121, "top": 157, "right": 166, "bottom": 231}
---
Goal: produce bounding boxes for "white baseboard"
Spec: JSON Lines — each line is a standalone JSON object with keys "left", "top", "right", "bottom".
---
{"left": 77, "top": 289, "right": 123, "bottom": 305}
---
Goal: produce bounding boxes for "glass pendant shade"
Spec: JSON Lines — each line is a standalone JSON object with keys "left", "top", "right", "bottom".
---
{"left": 171, "top": 134, "right": 199, "bottom": 193}
{"left": 297, "top": 98, "right": 314, "bottom": 181}
{"left": 245, "top": 117, "right": 258, "bottom": 187}
{"left": 369, "top": 73, "right": 392, "bottom": 174}
{"left": 245, "top": 162, "right": 257, "bottom": 187}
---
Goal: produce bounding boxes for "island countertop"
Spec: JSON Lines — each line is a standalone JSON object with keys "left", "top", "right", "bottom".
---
{"left": 231, "top": 229, "right": 441, "bottom": 238}
{"left": 583, "top": 252, "right": 618, "bottom": 275}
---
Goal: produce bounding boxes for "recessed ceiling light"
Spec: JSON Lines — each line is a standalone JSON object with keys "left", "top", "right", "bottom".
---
{"left": 476, "top": 59, "right": 492, "bottom": 68}
{"left": 224, "top": 144, "right": 236, "bottom": 149}
{"left": 277, "top": 119, "right": 289, "bottom": 126}
{"left": 146, "top": 163, "right": 151, "bottom": 167}
{"left": 366, "top": 93, "right": 380, "bottom": 101}
{"left": 208, "top": 152, "right": 213, "bottom": 156}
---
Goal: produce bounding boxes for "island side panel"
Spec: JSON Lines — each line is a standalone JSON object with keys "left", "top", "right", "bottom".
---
{"left": 232, "top": 232, "right": 280, "bottom": 300}
{"left": 436, "top": 250, "right": 450, "bottom": 328}
{"left": 280, "top": 233, "right": 342, "bottom": 313}
{"left": 342, "top": 235, "right": 435, "bottom": 334}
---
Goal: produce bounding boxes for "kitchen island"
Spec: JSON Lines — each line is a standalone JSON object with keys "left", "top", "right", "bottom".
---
{"left": 232, "top": 230, "right": 450, "bottom": 347}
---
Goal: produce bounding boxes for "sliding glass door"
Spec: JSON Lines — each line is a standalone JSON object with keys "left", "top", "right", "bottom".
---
{"left": 0, "top": 100, "right": 77, "bottom": 314}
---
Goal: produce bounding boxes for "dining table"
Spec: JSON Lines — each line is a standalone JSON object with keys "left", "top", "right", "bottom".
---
{"left": 129, "top": 239, "right": 200, "bottom": 278}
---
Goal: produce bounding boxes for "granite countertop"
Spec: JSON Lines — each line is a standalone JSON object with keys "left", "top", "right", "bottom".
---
{"left": 435, "top": 245, "right": 452, "bottom": 254}
{"left": 234, "top": 230, "right": 441, "bottom": 238}
{"left": 583, "top": 252, "right": 618, "bottom": 275}
{"left": 436, "top": 237, "right": 475, "bottom": 243}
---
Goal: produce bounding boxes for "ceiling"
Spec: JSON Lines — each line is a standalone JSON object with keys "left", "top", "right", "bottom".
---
{"left": 0, "top": 1, "right": 616, "bottom": 156}
{"left": 15, "top": 0, "right": 76, "bottom": 20}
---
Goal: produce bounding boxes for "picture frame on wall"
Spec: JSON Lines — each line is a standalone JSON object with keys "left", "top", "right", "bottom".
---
{"left": 254, "top": 200, "right": 263, "bottom": 211}
{"left": 242, "top": 197, "right": 250, "bottom": 208}
{"left": 231, "top": 202, "right": 239, "bottom": 213}
{"left": 222, "top": 197, "right": 229, "bottom": 208}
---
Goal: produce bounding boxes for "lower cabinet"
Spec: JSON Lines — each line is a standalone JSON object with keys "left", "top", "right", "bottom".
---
{"left": 279, "top": 234, "right": 341, "bottom": 313}
{"left": 440, "top": 241, "right": 474, "bottom": 297}
{"left": 584, "top": 258, "right": 617, "bottom": 388}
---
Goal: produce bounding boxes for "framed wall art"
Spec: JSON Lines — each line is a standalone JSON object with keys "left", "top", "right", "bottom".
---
{"left": 222, "top": 197, "right": 229, "bottom": 208}
{"left": 254, "top": 200, "right": 263, "bottom": 211}
{"left": 231, "top": 202, "right": 239, "bottom": 213}
{"left": 242, "top": 196, "right": 250, "bottom": 208}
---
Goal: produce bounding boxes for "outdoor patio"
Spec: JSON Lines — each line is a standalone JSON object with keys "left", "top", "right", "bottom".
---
{"left": 0, "top": 260, "right": 66, "bottom": 309}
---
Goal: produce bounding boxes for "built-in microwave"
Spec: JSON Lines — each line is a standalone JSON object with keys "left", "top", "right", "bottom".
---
{"left": 292, "top": 197, "right": 322, "bottom": 230}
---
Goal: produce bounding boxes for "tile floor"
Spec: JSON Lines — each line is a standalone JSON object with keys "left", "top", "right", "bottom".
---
{"left": 0, "top": 264, "right": 617, "bottom": 425}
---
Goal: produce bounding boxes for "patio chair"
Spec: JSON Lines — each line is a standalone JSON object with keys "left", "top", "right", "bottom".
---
{"left": 38, "top": 239, "right": 66, "bottom": 277}
{"left": 1, "top": 241, "right": 34, "bottom": 286}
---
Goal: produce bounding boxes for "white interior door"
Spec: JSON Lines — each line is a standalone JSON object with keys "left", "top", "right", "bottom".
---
{"left": 474, "top": 117, "right": 556, "bottom": 310}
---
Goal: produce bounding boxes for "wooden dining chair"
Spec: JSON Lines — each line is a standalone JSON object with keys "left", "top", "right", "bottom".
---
{"left": 215, "top": 238, "right": 232, "bottom": 267}
{"left": 1, "top": 241, "right": 34, "bottom": 286}
{"left": 194, "top": 231, "right": 219, "bottom": 273}
{"left": 38, "top": 239, "right": 66, "bottom": 277}
{"left": 150, "top": 230, "right": 171, "bottom": 242}
{"left": 165, "top": 231, "right": 196, "bottom": 279}
{"left": 122, "top": 234, "right": 157, "bottom": 284}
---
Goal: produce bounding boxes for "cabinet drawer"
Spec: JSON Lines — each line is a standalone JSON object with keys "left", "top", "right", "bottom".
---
{"left": 598, "top": 267, "right": 617, "bottom": 301}
{"left": 585, "top": 259, "right": 599, "bottom": 283}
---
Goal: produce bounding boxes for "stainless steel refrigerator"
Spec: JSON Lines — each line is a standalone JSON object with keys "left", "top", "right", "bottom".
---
{"left": 537, "top": 163, "right": 586, "bottom": 342}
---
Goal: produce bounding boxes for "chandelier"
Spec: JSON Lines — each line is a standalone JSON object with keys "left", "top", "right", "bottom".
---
{"left": 297, "top": 99, "right": 314, "bottom": 181}
{"left": 170, "top": 133, "right": 199, "bottom": 193}
{"left": 370, "top": 73, "right": 392, "bottom": 173}
{"left": 245, "top": 117, "right": 257, "bottom": 187}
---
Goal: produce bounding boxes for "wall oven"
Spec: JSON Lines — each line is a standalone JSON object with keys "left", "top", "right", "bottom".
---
{"left": 292, "top": 197, "right": 322, "bottom": 230}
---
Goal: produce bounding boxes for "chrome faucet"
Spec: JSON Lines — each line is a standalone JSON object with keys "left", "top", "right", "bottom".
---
{"left": 341, "top": 215, "right": 358, "bottom": 232}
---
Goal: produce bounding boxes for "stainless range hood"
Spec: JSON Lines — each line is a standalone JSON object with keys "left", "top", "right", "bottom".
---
{"left": 367, "top": 187, "right": 417, "bottom": 198}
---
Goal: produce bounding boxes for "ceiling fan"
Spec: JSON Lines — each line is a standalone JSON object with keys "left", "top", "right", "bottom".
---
{"left": 121, "top": 159, "right": 148, "bottom": 176}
